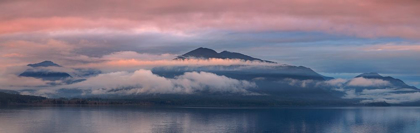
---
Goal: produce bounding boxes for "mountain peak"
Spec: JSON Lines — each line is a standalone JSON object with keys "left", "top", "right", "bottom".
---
{"left": 354, "top": 72, "right": 417, "bottom": 89}
{"left": 28, "top": 61, "right": 61, "bottom": 67}
{"left": 356, "top": 72, "right": 382, "bottom": 78}
{"left": 219, "top": 50, "right": 232, "bottom": 54}
{"left": 175, "top": 47, "right": 276, "bottom": 63}
{"left": 190, "top": 47, "right": 219, "bottom": 54}
{"left": 177, "top": 47, "right": 220, "bottom": 59}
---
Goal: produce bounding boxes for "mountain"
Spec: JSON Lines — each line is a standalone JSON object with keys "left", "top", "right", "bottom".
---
{"left": 355, "top": 72, "right": 417, "bottom": 89}
{"left": 219, "top": 51, "right": 276, "bottom": 63}
{"left": 19, "top": 71, "right": 72, "bottom": 81}
{"left": 175, "top": 47, "right": 275, "bottom": 63}
{"left": 151, "top": 48, "right": 340, "bottom": 104}
{"left": 28, "top": 61, "right": 61, "bottom": 67}
{"left": 167, "top": 47, "right": 328, "bottom": 80}
{"left": 177, "top": 47, "right": 220, "bottom": 59}
{"left": 324, "top": 72, "right": 420, "bottom": 105}
{"left": 19, "top": 61, "right": 100, "bottom": 86}
{"left": 20, "top": 61, "right": 72, "bottom": 81}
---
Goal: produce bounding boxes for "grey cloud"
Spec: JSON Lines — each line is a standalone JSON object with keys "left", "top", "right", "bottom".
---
{"left": 320, "top": 78, "right": 420, "bottom": 104}
{"left": 343, "top": 89, "right": 420, "bottom": 104}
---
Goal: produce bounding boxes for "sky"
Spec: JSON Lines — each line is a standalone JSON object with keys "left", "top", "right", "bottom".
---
{"left": 0, "top": 0, "right": 419, "bottom": 87}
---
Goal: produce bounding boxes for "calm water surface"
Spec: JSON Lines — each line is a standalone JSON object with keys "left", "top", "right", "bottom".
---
{"left": 1, "top": 106, "right": 420, "bottom": 133}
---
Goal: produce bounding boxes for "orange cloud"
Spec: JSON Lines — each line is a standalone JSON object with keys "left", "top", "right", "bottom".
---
{"left": 2, "top": 53, "right": 26, "bottom": 58}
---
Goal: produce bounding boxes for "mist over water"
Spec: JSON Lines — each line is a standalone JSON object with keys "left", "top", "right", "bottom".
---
{"left": 1, "top": 106, "right": 420, "bottom": 133}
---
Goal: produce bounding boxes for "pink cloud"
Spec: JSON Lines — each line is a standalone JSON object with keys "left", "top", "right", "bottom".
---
{"left": 363, "top": 44, "right": 420, "bottom": 51}
{"left": 0, "top": 0, "right": 420, "bottom": 38}
{"left": 2, "top": 53, "right": 26, "bottom": 58}
{"left": 347, "top": 77, "right": 391, "bottom": 87}
{"left": 0, "top": 17, "right": 138, "bottom": 35}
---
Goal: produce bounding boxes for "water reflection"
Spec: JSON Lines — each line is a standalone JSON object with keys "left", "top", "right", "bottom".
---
{"left": 1, "top": 106, "right": 420, "bottom": 133}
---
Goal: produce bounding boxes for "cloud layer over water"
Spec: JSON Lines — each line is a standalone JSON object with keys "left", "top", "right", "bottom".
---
{"left": 20, "top": 69, "right": 257, "bottom": 97}
{"left": 321, "top": 78, "right": 420, "bottom": 104}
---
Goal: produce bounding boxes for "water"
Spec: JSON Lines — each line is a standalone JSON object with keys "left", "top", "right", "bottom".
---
{"left": 1, "top": 106, "right": 420, "bottom": 133}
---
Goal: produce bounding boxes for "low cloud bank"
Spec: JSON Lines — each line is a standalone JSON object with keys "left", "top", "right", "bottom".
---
{"left": 73, "top": 58, "right": 280, "bottom": 73}
{"left": 320, "top": 78, "right": 420, "bottom": 104}
{"left": 347, "top": 77, "right": 391, "bottom": 87}
{"left": 0, "top": 74, "right": 47, "bottom": 89}
{"left": 282, "top": 78, "right": 317, "bottom": 88}
{"left": 342, "top": 89, "right": 420, "bottom": 104}
{"left": 42, "top": 69, "right": 258, "bottom": 96}
{"left": 321, "top": 78, "right": 391, "bottom": 87}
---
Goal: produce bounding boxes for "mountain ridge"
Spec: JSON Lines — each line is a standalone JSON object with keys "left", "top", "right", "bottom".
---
{"left": 354, "top": 72, "right": 417, "bottom": 89}
{"left": 175, "top": 47, "right": 275, "bottom": 63}
{"left": 20, "top": 61, "right": 72, "bottom": 81}
{"left": 28, "top": 61, "right": 61, "bottom": 67}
